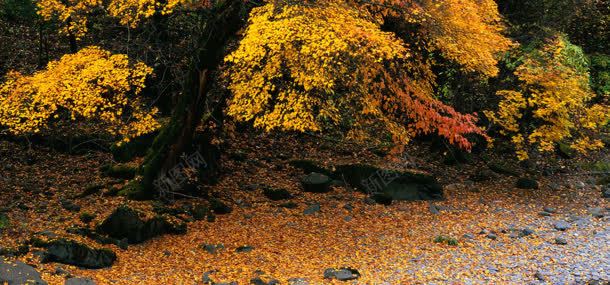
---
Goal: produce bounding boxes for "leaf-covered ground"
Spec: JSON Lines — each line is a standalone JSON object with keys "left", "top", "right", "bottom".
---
{"left": 0, "top": 134, "right": 608, "bottom": 284}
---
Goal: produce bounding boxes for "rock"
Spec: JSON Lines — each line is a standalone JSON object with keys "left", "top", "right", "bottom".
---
{"left": 236, "top": 245, "right": 254, "bottom": 253}
{"left": 574, "top": 181, "right": 587, "bottom": 189}
{"left": 343, "top": 203, "right": 353, "bottom": 211}
{"left": 287, "top": 278, "right": 309, "bottom": 285}
{"left": 202, "top": 271, "right": 214, "bottom": 284}
{"left": 191, "top": 204, "right": 209, "bottom": 221}
{"left": 60, "top": 199, "right": 81, "bottom": 213}
{"left": 363, "top": 197, "right": 377, "bottom": 205}
{"left": 488, "top": 162, "right": 520, "bottom": 176}
{"left": 250, "top": 277, "right": 280, "bottom": 285}
{"left": 589, "top": 207, "right": 605, "bottom": 218}
{"left": 549, "top": 182, "right": 561, "bottom": 191}
{"left": 323, "top": 268, "right": 360, "bottom": 281}
{"left": 463, "top": 233, "right": 475, "bottom": 240}
{"left": 79, "top": 213, "right": 96, "bottom": 224}
{"left": 96, "top": 206, "right": 187, "bottom": 244}
{"left": 469, "top": 169, "right": 498, "bottom": 182}
{"left": 0, "top": 259, "right": 48, "bottom": 285}
{"left": 516, "top": 177, "right": 539, "bottom": 189}
{"left": 520, "top": 228, "right": 535, "bottom": 237}
{"left": 207, "top": 214, "right": 216, "bottom": 223}
{"left": 201, "top": 244, "right": 224, "bottom": 254}
{"left": 429, "top": 203, "right": 441, "bottom": 215}
{"left": 54, "top": 266, "right": 70, "bottom": 276}
{"left": 555, "top": 237, "right": 568, "bottom": 245}
{"left": 303, "top": 204, "right": 321, "bottom": 215}
{"left": 65, "top": 277, "right": 96, "bottom": 285}
{"left": 78, "top": 184, "right": 104, "bottom": 198}
{"left": 278, "top": 202, "right": 299, "bottom": 209}
{"left": 486, "top": 233, "right": 497, "bottom": 240}
{"left": 543, "top": 207, "right": 557, "bottom": 213}
{"left": 539, "top": 211, "right": 552, "bottom": 217}
{"left": 209, "top": 199, "right": 232, "bottom": 215}
{"left": 602, "top": 186, "right": 610, "bottom": 198}
{"left": 263, "top": 187, "right": 292, "bottom": 201}
{"left": 335, "top": 164, "right": 443, "bottom": 200}
{"left": 42, "top": 239, "right": 116, "bottom": 269}
{"left": 370, "top": 193, "right": 392, "bottom": 205}
{"left": 64, "top": 227, "right": 128, "bottom": 250}
{"left": 553, "top": 221, "right": 571, "bottom": 231}
{"left": 301, "top": 173, "right": 332, "bottom": 193}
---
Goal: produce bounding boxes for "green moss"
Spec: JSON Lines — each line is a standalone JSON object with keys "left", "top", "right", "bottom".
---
{"left": 434, "top": 235, "right": 458, "bottom": 246}
{"left": 0, "top": 213, "right": 8, "bottom": 230}
{"left": 101, "top": 163, "right": 137, "bottom": 180}
{"left": 79, "top": 212, "right": 96, "bottom": 224}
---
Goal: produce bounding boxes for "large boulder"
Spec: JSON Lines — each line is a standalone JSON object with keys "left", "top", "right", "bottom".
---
{"left": 96, "top": 206, "right": 186, "bottom": 244}
{"left": 334, "top": 164, "right": 443, "bottom": 201}
{"left": 0, "top": 259, "right": 47, "bottom": 285}
{"left": 516, "top": 177, "right": 539, "bottom": 189}
{"left": 301, "top": 173, "right": 332, "bottom": 193}
{"left": 42, "top": 239, "right": 116, "bottom": 269}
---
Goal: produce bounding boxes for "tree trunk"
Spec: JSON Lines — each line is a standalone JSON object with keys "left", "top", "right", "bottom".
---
{"left": 124, "top": 0, "right": 251, "bottom": 200}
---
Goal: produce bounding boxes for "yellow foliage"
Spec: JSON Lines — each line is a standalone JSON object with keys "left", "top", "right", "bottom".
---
{"left": 224, "top": 1, "right": 487, "bottom": 152}
{"left": 361, "top": 0, "right": 514, "bottom": 77}
{"left": 36, "top": 0, "right": 101, "bottom": 39}
{"left": 106, "top": 0, "right": 194, "bottom": 27}
{"left": 0, "top": 46, "right": 160, "bottom": 144}
{"left": 486, "top": 35, "right": 610, "bottom": 160}
{"left": 36, "top": 0, "right": 196, "bottom": 37}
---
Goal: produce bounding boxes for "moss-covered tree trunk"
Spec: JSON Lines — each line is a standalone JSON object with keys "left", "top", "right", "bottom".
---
{"left": 126, "top": 0, "right": 250, "bottom": 199}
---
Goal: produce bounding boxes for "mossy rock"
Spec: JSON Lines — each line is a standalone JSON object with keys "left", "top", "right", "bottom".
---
{"left": 191, "top": 204, "right": 209, "bottom": 220}
{"left": 209, "top": 198, "right": 232, "bottom": 215}
{"left": 100, "top": 163, "right": 137, "bottom": 180}
{"left": 96, "top": 206, "right": 186, "bottom": 244}
{"left": 334, "top": 164, "right": 442, "bottom": 201}
{"left": 79, "top": 212, "right": 96, "bottom": 224}
{"left": 488, "top": 161, "right": 520, "bottom": 176}
{"left": 301, "top": 173, "right": 333, "bottom": 193}
{"left": 77, "top": 184, "right": 104, "bottom": 198}
{"left": 42, "top": 239, "right": 116, "bottom": 269}
{"left": 516, "top": 177, "right": 539, "bottom": 189}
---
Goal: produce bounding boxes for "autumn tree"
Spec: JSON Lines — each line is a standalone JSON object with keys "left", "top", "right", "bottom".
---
{"left": 21, "top": 0, "right": 515, "bottom": 198}
{"left": 0, "top": 46, "right": 159, "bottom": 144}
{"left": 485, "top": 35, "right": 609, "bottom": 160}
{"left": 223, "top": 0, "right": 513, "bottom": 152}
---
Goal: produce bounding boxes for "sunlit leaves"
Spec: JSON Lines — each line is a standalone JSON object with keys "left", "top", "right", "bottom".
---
{"left": 224, "top": 1, "right": 487, "bottom": 152}
{"left": 486, "top": 35, "right": 609, "bottom": 160}
{"left": 0, "top": 46, "right": 160, "bottom": 144}
{"left": 36, "top": 0, "right": 201, "bottom": 37}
